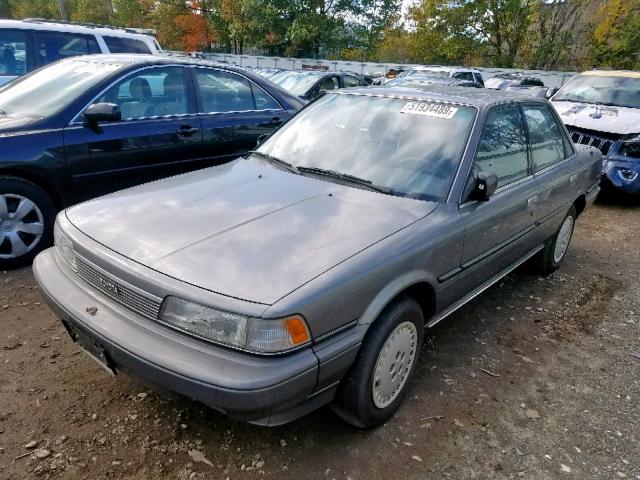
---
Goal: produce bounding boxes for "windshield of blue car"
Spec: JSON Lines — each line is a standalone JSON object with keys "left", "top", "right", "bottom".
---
{"left": 553, "top": 74, "right": 640, "bottom": 109}
{"left": 0, "top": 59, "right": 121, "bottom": 117}
{"left": 257, "top": 92, "right": 476, "bottom": 202}
{"left": 270, "top": 71, "right": 324, "bottom": 96}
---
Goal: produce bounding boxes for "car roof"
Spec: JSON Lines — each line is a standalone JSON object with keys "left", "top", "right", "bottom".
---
{"left": 54, "top": 53, "right": 239, "bottom": 69}
{"left": 581, "top": 70, "right": 640, "bottom": 78}
{"left": 0, "top": 18, "right": 154, "bottom": 41}
{"left": 410, "top": 66, "right": 481, "bottom": 74}
{"left": 335, "top": 85, "right": 542, "bottom": 107}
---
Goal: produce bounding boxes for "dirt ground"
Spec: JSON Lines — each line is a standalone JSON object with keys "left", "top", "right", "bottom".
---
{"left": 1, "top": 195, "right": 639, "bottom": 480}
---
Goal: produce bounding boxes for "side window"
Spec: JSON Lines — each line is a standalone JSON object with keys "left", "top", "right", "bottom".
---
{"left": 453, "top": 71, "right": 474, "bottom": 82}
{"left": 35, "top": 32, "right": 100, "bottom": 65}
{"left": 343, "top": 75, "right": 364, "bottom": 88}
{"left": 523, "top": 105, "right": 571, "bottom": 172}
{"left": 195, "top": 69, "right": 255, "bottom": 113}
{"left": 0, "top": 29, "right": 29, "bottom": 75}
{"left": 92, "top": 67, "right": 189, "bottom": 119}
{"left": 475, "top": 106, "right": 529, "bottom": 188}
{"left": 251, "top": 84, "right": 281, "bottom": 110}
{"left": 474, "top": 73, "right": 484, "bottom": 85}
{"left": 320, "top": 76, "right": 339, "bottom": 91}
{"left": 103, "top": 36, "right": 151, "bottom": 54}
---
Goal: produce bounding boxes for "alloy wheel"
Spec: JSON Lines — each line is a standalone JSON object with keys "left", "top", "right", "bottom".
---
{"left": 0, "top": 193, "right": 45, "bottom": 260}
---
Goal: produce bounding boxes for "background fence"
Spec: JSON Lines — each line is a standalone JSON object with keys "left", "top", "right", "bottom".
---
{"left": 203, "top": 53, "right": 578, "bottom": 88}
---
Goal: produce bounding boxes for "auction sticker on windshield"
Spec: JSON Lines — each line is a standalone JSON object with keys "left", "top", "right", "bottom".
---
{"left": 401, "top": 102, "right": 458, "bottom": 119}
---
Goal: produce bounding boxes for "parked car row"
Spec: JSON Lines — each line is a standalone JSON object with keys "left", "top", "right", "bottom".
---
{"left": 0, "top": 42, "right": 635, "bottom": 428}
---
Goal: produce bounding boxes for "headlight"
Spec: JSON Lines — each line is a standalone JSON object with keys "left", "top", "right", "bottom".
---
{"left": 619, "top": 135, "right": 640, "bottom": 159}
{"left": 54, "top": 222, "right": 76, "bottom": 270}
{"left": 159, "top": 296, "right": 311, "bottom": 354}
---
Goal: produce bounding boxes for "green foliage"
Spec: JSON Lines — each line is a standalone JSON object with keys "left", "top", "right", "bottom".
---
{"left": 590, "top": 0, "right": 640, "bottom": 69}
{"left": 1, "top": 0, "right": 638, "bottom": 69}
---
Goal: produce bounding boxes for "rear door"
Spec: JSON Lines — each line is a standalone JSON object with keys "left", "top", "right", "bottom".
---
{"left": 193, "top": 67, "right": 288, "bottom": 165}
{"left": 522, "top": 103, "right": 578, "bottom": 241}
{"left": 63, "top": 65, "right": 203, "bottom": 201}
{"left": 457, "top": 104, "right": 540, "bottom": 292}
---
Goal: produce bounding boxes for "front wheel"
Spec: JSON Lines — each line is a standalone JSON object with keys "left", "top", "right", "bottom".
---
{"left": 534, "top": 205, "right": 576, "bottom": 274}
{"left": 0, "top": 177, "right": 56, "bottom": 269}
{"left": 331, "top": 296, "right": 424, "bottom": 428}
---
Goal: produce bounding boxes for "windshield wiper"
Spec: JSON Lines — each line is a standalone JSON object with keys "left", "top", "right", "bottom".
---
{"left": 248, "top": 151, "right": 299, "bottom": 174}
{"left": 297, "top": 166, "right": 391, "bottom": 194}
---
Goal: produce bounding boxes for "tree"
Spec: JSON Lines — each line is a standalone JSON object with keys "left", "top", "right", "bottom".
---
{"left": 590, "top": 0, "right": 640, "bottom": 69}
{"left": 69, "top": 0, "right": 113, "bottom": 23}
{"left": 9, "top": 0, "right": 61, "bottom": 19}
{"left": 0, "top": 0, "right": 13, "bottom": 18}
{"left": 152, "top": 0, "right": 189, "bottom": 50}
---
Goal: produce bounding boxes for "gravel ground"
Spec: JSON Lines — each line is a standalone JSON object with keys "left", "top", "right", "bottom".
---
{"left": 1, "top": 196, "right": 639, "bottom": 480}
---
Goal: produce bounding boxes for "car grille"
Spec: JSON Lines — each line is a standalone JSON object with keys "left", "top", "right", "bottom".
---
{"left": 567, "top": 127, "right": 619, "bottom": 156}
{"left": 76, "top": 256, "right": 162, "bottom": 320}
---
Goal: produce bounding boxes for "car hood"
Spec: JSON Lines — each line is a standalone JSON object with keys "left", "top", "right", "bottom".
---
{"left": 552, "top": 101, "right": 640, "bottom": 135}
{"left": 66, "top": 159, "right": 437, "bottom": 305}
{"left": 0, "top": 114, "right": 38, "bottom": 134}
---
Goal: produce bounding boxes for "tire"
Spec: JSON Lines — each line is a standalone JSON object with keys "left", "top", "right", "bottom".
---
{"left": 0, "top": 176, "right": 56, "bottom": 269}
{"left": 534, "top": 205, "right": 576, "bottom": 274}
{"left": 332, "top": 296, "right": 424, "bottom": 428}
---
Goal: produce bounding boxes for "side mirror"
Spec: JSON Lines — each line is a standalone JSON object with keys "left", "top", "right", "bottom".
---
{"left": 545, "top": 87, "right": 558, "bottom": 100}
{"left": 84, "top": 103, "right": 121, "bottom": 123}
{"left": 256, "top": 133, "right": 270, "bottom": 146}
{"left": 471, "top": 172, "right": 498, "bottom": 201}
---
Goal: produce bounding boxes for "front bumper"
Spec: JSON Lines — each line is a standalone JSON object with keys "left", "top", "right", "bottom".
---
{"left": 603, "top": 156, "right": 640, "bottom": 195}
{"left": 33, "top": 248, "right": 323, "bottom": 425}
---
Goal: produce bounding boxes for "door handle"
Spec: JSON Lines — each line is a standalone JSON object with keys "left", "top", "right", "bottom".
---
{"left": 270, "top": 117, "right": 282, "bottom": 124}
{"left": 177, "top": 125, "right": 199, "bottom": 136}
{"left": 527, "top": 196, "right": 539, "bottom": 216}
{"left": 570, "top": 174, "right": 578, "bottom": 184}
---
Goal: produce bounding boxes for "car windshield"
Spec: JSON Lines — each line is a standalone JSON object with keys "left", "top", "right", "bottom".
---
{"left": 0, "top": 59, "right": 121, "bottom": 117}
{"left": 553, "top": 74, "right": 640, "bottom": 109}
{"left": 256, "top": 93, "right": 476, "bottom": 202}
{"left": 270, "top": 71, "right": 323, "bottom": 96}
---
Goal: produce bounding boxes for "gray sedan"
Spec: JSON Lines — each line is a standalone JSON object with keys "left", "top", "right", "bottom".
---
{"left": 34, "top": 87, "right": 602, "bottom": 428}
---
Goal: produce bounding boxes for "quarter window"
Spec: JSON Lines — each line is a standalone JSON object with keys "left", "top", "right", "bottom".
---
{"left": 475, "top": 106, "right": 529, "bottom": 188}
{"left": 195, "top": 69, "right": 256, "bottom": 113}
{"left": 35, "top": 32, "right": 100, "bottom": 65}
{"left": 103, "top": 36, "right": 151, "bottom": 54}
{"left": 0, "top": 29, "right": 28, "bottom": 76}
{"left": 92, "top": 67, "right": 189, "bottom": 119}
{"left": 252, "top": 85, "right": 281, "bottom": 110}
{"left": 523, "top": 105, "right": 571, "bottom": 172}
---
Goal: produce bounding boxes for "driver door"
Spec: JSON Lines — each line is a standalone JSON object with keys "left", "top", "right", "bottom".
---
{"left": 63, "top": 66, "right": 202, "bottom": 201}
{"left": 457, "top": 105, "right": 540, "bottom": 292}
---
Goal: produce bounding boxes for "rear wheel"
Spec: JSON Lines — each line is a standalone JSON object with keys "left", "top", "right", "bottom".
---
{"left": 332, "top": 296, "right": 424, "bottom": 428}
{"left": 534, "top": 206, "right": 576, "bottom": 274}
{"left": 0, "top": 177, "right": 56, "bottom": 269}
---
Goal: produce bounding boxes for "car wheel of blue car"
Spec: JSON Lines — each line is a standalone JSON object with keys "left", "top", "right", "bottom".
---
{"left": 0, "top": 176, "right": 56, "bottom": 269}
{"left": 534, "top": 206, "right": 576, "bottom": 274}
{"left": 331, "top": 295, "right": 424, "bottom": 428}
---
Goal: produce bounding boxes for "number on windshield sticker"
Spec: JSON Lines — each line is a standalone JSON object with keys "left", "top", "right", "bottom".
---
{"left": 401, "top": 102, "right": 459, "bottom": 119}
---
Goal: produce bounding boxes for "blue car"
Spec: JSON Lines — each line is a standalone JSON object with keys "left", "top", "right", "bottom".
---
{"left": 0, "top": 54, "right": 303, "bottom": 268}
{"left": 551, "top": 70, "right": 640, "bottom": 195}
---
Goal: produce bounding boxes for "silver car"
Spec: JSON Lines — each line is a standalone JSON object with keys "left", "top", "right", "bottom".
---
{"left": 34, "top": 87, "right": 602, "bottom": 428}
